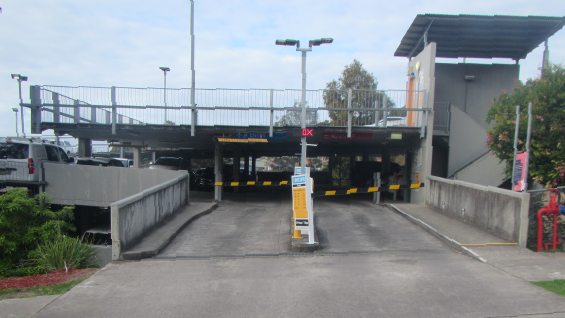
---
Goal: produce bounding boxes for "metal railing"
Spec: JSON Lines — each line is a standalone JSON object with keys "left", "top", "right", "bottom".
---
{"left": 25, "top": 85, "right": 429, "bottom": 136}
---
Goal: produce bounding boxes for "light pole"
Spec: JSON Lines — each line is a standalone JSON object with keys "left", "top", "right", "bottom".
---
{"left": 11, "top": 74, "right": 28, "bottom": 137}
{"left": 12, "top": 108, "right": 19, "bottom": 137}
{"left": 159, "top": 67, "right": 170, "bottom": 123}
{"left": 275, "top": 38, "right": 333, "bottom": 173}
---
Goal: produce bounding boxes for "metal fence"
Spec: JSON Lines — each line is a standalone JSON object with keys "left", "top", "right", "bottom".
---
{"left": 28, "top": 85, "right": 429, "bottom": 133}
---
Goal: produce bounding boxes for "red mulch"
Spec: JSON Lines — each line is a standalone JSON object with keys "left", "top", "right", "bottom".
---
{"left": 0, "top": 268, "right": 98, "bottom": 291}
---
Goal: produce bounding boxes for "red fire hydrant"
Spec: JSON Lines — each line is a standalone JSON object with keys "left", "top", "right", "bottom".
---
{"left": 536, "top": 189, "right": 562, "bottom": 252}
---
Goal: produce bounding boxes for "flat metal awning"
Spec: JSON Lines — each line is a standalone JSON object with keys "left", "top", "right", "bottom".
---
{"left": 395, "top": 14, "right": 565, "bottom": 60}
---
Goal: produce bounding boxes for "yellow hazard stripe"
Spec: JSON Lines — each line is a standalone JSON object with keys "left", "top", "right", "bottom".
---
{"left": 263, "top": 181, "right": 272, "bottom": 185}
{"left": 368, "top": 187, "right": 379, "bottom": 192}
{"left": 280, "top": 181, "right": 288, "bottom": 185}
{"left": 247, "top": 181, "right": 256, "bottom": 185}
{"left": 460, "top": 243, "right": 519, "bottom": 246}
{"left": 325, "top": 191, "right": 336, "bottom": 196}
{"left": 214, "top": 182, "right": 223, "bottom": 186}
{"left": 410, "top": 183, "right": 421, "bottom": 189}
{"left": 231, "top": 182, "right": 239, "bottom": 186}
{"left": 349, "top": 188, "right": 358, "bottom": 193}
{"left": 389, "top": 185, "right": 400, "bottom": 190}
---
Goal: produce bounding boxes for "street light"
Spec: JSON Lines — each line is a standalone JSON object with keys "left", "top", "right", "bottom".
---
{"left": 275, "top": 38, "right": 333, "bottom": 173}
{"left": 11, "top": 74, "right": 28, "bottom": 137}
{"left": 12, "top": 108, "right": 19, "bottom": 137}
{"left": 159, "top": 67, "right": 170, "bottom": 123}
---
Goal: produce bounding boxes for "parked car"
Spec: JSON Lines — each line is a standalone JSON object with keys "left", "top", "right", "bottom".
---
{"left": 378, "top": 116, "right": 407, "bottom": 127}
{"left": 0, "top": 137, "right": 74, "bottom": 191}
{"left": 149, "top": 157, "right": 190, "bottom": 171}
{"left": 112, "top": 158, "right": 133, "bottom": 168}
{"left": 75, "top": 157, "right": 127, "bottom": 167}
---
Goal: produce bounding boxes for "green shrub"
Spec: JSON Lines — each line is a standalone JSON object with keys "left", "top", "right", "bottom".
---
{"left": 0, "top": 188, "right": 75, "bottom": 277}
{"left": 31, "top": 233, "right": 98, "bottom": 272}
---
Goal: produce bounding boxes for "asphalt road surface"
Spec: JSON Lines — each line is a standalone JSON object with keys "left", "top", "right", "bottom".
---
{"left": 33, "top": 192, "right": 565, "bottom": 318}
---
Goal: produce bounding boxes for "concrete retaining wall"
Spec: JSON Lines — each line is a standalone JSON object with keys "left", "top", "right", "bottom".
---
{"left": 44, "top": 163, "right": 187, "bottom": 206}
{"left": 426, "top": 176, "right": 530, "bottom": 247}
{"left": 111, "top": 174, "right": 189, "bottom": 260}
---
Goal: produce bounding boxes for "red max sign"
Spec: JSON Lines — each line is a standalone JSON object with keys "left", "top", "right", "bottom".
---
{"left": 302, "top": 129, "right": 314, "bottom": 137}
{"left": 322, "top": 132, "right": 373, "bottom": 140}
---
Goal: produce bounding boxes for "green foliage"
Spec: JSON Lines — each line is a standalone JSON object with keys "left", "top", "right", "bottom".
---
{"left": 323, "top": 59, "right": 395, "bottom": 126}
{"left": 267, "top": 157, "right": 326, "bottom": 172}
{"left": 532, "top": 279, "right": 565, "bottom": 296}
{"left": 486, "top": 63, "right": 565, "bottom": 187}
{"left": 0, "top": 188, "right": 75, "bottom": 278}
{"left": 30, "top": 233, "right": 98, "bottom": 273}
{"left": 274, "top": 101, "right": 318, "bottom": 126}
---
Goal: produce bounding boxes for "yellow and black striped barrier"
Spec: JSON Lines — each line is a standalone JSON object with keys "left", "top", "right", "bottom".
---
{"left": 214, "top": 181, "right": 289, "bottom": 186}
{"left": 312, "top": 183, "right": 424, "bottom": 198}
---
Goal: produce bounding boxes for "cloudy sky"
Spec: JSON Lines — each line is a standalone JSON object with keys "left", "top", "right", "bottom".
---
{"left": 1, "top": 0, "right": 564, "bottom": 138}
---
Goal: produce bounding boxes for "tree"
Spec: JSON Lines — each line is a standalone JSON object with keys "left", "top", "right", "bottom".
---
{"left": 274, "top": 101, "right": 318, "bottom": 126}
{"left": 323, "top": 59, "right": 395, "bottom": 126}
{"left": 486, "top": 63, "right": 565, "bottom": 187}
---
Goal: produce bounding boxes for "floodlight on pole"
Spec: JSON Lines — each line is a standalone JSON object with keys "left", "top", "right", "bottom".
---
{"left": 12, "top": 108, "right": 19, "bottom": 137}
{"left": 159, "top": 67, "right": 170, "bottom": 123}
{"left": 11, "top": 74, "right": 28, "bottom": 137}
{"left": 274, "top": 37, "right": 333, "bottom": 173}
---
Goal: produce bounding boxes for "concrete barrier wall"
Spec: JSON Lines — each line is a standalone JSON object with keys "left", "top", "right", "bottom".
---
{"left": 44, "top": 163, "right": 187, "bottom": 206}
{"left": 426, "top": 176, "right": 530, "bottom": 247}
{"left": 111, "top": 174, "right": 189, "bottom": 260}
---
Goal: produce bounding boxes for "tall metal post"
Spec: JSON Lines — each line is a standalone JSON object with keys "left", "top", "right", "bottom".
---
{"left": 523, "top": 102, "right": 533, "bottom": 191}
{"left": 163, "top": 70, "right": 167, "bottom": 122}
{"left": 511, "top": 105, "right": 521, "bottom": 187}
{"left": 18, "top": 80, "right": 25, "bottom": 137}
{"left": 190, "top": 0, "right": 196, "bottom": 137}
{"left": 300, "top": 50, "right": 307, "bottom": 173}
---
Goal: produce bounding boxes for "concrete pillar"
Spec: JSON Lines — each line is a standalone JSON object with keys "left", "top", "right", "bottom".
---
{"left": 251, "top": 154, "right": 257, "bottom": 181}
{"left": 328, "top": 154, "right": 335, "bottom": 185}
{"left": 120, "top": 146, "right": 125, "bottom": 158}
{"left": 214, "top": 143, "right": 224, "bottom": 201}
{"left": 381, "top": 148, "right": 391, "bottom": 177}
{"left": 78, "top": 138, "right": 92, "bottom": 157}
{"left": 233, "top": 149, "right": 240, "bottom": 193}
{"left": 133, "top": 148, "right": 141, "bottom": 169}
{"left": 152, "top": 151, "right": 156, "bottom": 163}
{"left": 243, "top": 155, "right": 250, "bottom": 182}
{"left": 348, "top": 156, "right": 354, "bottom": 185}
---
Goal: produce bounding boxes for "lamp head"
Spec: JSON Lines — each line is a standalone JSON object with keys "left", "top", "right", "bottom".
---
{"left": 12, "top": 108, "right": 18, "bottom": 112}
{"left": 310, "top": 38, "right": 333, "bottom": 47}
{"left": 275, "top": 39, "right": 299, "bottom": 47}
{"left": 159, "top": 67, "right": 170, "bottom": 72}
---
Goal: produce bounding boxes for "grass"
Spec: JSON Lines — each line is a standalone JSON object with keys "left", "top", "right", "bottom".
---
{"left": 532, "top": 279, "right": 565, "bottom": 297}
{"left": 0, "top": 277, "right": 89, "bottom": 300}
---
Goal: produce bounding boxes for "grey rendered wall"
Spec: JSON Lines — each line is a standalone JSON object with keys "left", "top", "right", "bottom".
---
{"left": 426, "top": 175, "right": 529, "bottom": 247}
{"left": 111, "top": 175, "right": 189, "bottom": 260}
{"left": 406, "top": 43, "right": 436, "bottom": 204}
{"left": 452, "top": 152, "right": 506, "bottom": 187}
{"left": 44, "top": 163, "right": 188, "bottom": 206}
{"left": 448, "top": 106, "right": 490, "bottom": 176}
{"left": 434, "top": 63, "right": 519, "bottom": 131}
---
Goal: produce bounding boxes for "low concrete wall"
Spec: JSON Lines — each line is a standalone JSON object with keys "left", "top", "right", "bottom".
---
{"left": 426, "top": 176, "right": 530, "bottom": 247}
{"left": 44, "top": 163, "right": 187, "bottom": 206}
{"left": 111, "top": 174, "right": 189, "bottom": 260}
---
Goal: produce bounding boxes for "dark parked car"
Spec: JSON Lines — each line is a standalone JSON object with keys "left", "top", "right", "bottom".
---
{"left": 75, "top": 157, "right": 127, "bottom": 167}
{"left": 149, "top": 157, "right": 190, "bottom": 171}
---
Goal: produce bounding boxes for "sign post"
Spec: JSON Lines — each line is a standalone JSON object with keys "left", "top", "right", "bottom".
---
{"left": 292, "top": 170, "right": 315, "bottom": 244}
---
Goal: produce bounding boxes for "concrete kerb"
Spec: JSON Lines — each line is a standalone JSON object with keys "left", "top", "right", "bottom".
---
{"left": 121, "top": 203, "right": 218, "bottom": 260}
{"left": 386, "top": 204, "right": 487, "bottom": 263}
